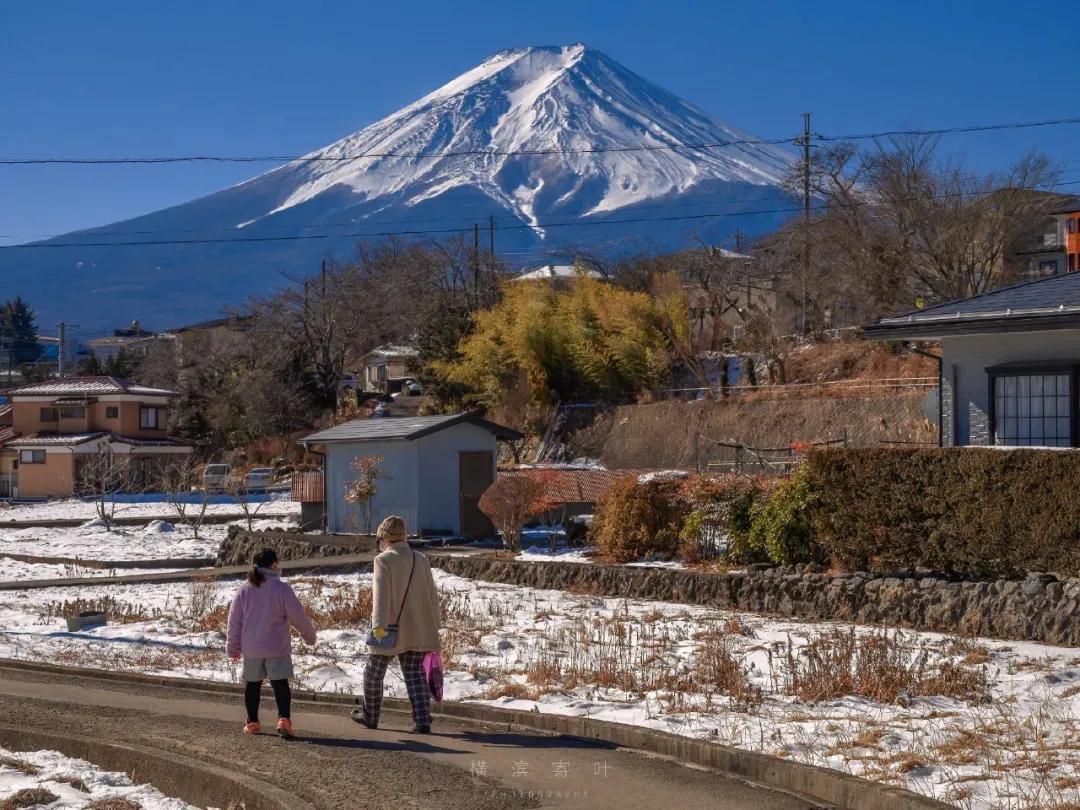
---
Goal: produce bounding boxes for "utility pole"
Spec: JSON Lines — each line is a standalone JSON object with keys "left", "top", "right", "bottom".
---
{"left": 488, "top": 215, "right": 495, "bottom": 268}
{"left": 799, "top": 112, "right": 812, "bottom": 334}
{"left": 58, "top": 321, "right": 65, "bottom": 377}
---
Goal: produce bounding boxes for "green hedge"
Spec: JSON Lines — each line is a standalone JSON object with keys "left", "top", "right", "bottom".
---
{"left": 806, "top": 447, "right": 1080, "bottom": 578}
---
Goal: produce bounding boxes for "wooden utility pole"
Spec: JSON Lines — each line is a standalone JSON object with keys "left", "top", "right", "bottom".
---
{"left": 488, "top": 215, "right": 495, "bottom": 268}
{"left": 800, "top": 112, "right": 811, "bottom": 334}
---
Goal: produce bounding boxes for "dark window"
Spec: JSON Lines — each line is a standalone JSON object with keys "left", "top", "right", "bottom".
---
{"left": 140, "top": 406, "right": 163, "bottom": 429}
{"left": 992, "top": 372, "right": 1072, "bottom": 447}
{"left": 1072, "top": 254, "right": 1078, "bottom": 273}
{"left": 59, "top": 406, "right": 85, "bottom": 420}
{"left": 377, "top": 366, "right": 387, "bottom": 382}
{"left": 105, "top": 406, "right": 119, "bottom": 419}
{"left": 1070, "top": 220, "right": 1078, "bottom": 234}
{"left": 40, "top": 408, "right": 58, "bottom": 423}
{"left": 19, "top": 449, "right": 45, "bottom": 464}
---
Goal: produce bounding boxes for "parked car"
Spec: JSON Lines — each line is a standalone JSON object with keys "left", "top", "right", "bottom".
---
{"left": 372, "top": 402, "right": 389, "bottom": 418}
{"left": 202, "top": 463, "right": 229, "bottom": 491}
{"left": 403, "top": 378, "right": 422, "bottom": 396}
{"left": 243, "top": 467, "right": 274, "bottom": 491}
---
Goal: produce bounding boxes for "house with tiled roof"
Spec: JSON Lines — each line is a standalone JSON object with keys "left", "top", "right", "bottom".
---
{"left": 0, "top": 376, "right": 192, "bottom": 499}
{"left": 865, "top": 272, "right": 1080, "bottom": 447}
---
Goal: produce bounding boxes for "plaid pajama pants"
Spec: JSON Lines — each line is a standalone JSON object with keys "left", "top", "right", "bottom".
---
{"left": 362, "top": 650, "right": 431, "bottom": 728}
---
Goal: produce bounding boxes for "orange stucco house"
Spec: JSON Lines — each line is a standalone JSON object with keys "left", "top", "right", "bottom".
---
{"left": 0, "top": 376, "right": 193, "bottom": 499}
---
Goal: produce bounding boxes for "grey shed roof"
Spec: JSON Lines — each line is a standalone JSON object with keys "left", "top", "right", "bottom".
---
{"left": 864, "top": 272, "right": 1080, "bottom": 339}
{"left": 300, "top": 413, "right": 523, "bottom": 446}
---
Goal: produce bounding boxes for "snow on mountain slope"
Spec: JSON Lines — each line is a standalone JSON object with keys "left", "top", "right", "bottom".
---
{"left": 244, "top": 43, "right": 794, "bottom": 233}
{"left": 0, "top": 44, "right": 798, "bottom": 331}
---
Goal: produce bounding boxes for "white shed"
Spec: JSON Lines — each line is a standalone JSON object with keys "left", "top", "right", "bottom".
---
{"left": 299, "top": 414, "right": 522, "bottom": 537}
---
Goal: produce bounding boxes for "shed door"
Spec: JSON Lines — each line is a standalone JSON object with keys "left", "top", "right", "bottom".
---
{"left": 459, "top": 451, "right": 495, "bottom": 538}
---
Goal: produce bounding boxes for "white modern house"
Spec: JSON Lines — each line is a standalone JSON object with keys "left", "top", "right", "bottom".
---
{"left": 865, "top": 272, "right": 1080, "bottom": 447}
{"left": 299, "top": 413, "right": 522, "bottom": 537}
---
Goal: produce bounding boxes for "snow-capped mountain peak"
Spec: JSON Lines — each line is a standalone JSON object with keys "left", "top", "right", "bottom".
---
{"left": 244, "top": 43, "right": 795, "bottom": 232}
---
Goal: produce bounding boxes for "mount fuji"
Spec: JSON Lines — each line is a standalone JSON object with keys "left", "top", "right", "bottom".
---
{"left": 1, "top": 44, "right": 799, "bottom": 332}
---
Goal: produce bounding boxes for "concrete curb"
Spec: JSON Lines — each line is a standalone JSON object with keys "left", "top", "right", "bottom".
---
{"left": 0, "top": 722, "right": 312, "bottom": 810}
{"left": 0, "top": 658, "right": 949, "bottom": 810}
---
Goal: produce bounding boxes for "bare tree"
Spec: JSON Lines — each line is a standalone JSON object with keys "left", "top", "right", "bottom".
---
{"left": 75, "top": 447, "right": 135, "bottom": 529}
{"left": 223, "top": 473, "right": 271, "bottom": 531}
{"left": 157, "top": 455, "right": 212, "bottom": 540}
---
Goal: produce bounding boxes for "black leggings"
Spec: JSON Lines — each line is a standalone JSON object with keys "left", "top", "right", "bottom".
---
{"left": 245, "top": 679, "right": 291, "bottom": 723}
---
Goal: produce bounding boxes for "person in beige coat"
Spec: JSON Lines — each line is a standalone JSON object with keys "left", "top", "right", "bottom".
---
{"left": 351, "top": 515, "right": 441, "bottom": 733}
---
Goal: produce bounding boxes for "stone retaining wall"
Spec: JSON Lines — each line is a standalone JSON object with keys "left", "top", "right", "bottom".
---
{"left": 217, "top": 526, "right": 377, "bottom": 566}
{"left": 434, "top": 556, "right": 1080, "bottom": 645}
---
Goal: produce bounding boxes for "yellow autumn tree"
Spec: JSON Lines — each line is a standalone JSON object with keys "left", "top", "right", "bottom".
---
{"left": 438, "top": 275, "right": 680, "bottom": 407}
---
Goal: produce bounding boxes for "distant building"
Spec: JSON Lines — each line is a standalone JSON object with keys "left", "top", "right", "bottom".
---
{"left": 513, "top": 264, "right": 603, "bottom": 285}
{"left": 0, "top": 376, "right": 192, "bottom": 499}
{"left": 1018, "top": 199, "right": 1080, "bottom": 279}
{"left": 360, "top": 344, "right": 419, "bottom": 393}
{"left": 89, "top": 321, "right": 156, "bottom": 362}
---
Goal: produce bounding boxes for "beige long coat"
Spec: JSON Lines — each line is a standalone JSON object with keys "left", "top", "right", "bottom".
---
{"left": 370, "top": 542, "right": 441, "bottom": 656}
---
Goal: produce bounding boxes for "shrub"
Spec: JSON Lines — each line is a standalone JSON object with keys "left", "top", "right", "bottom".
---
{"left": 746, "top": 465, "right": 822, "bottom": 565}
{"left": 591, "top": 477, "right": 689, "bottom": 562}
{"left": 806, "top": 447, "right": 1080, "bottom": 577}
{"left": 478, "top": 474, "right": 549, "bottom": 551}
{"left": 678, "top": 474, "right": 776, "bottom": 564}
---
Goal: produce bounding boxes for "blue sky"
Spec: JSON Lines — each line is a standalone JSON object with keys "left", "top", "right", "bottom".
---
{"left": 1, "top": 0, "right": 1075, "bottom": 244}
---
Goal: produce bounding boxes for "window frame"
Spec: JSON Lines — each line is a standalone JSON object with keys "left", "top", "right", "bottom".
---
{"left": 987, "top": 362, "right": 1079, "bottom": 447}
{"left": 39, "top": 407, "right": 58, "bottom": 423}
{"left": 139, "top": 406, "right": 164, "bottom": 430}
{"left": 105, "top": 406, "right": 119, "bottom": 419}
{"left": 19, "top": 449, "right": 45, "bottom": 464}
{"left": 59, "top": 406, "right": 86, "bottom": 420}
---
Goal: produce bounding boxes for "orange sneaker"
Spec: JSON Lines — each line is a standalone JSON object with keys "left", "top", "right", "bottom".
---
{"left": 276, "top": 718, "right": 295, "bottom": 739}
{"left": 243, "top": 721, "right": 261, "bottom": 735}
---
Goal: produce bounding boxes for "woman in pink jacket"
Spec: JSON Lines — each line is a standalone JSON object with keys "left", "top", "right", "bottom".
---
{"left": 226, "top": 548, "right": 317, "bottom": 739}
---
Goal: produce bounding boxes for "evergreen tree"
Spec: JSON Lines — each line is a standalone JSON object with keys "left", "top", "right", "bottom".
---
{"left": 0, "top": 297, "right": 39, "bottom": 365}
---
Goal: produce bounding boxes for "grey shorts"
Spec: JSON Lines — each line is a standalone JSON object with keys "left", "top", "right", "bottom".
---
{"left": 242, "top": 655, "right": 294, "bottom": 682}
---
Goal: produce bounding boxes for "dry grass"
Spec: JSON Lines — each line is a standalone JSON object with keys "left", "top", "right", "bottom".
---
{"left": 0, "top": 756, "right": 38, "bottom": 776}
{"left": 1, "top": 788, "right": 58, "bottom": 809}
{"left": 777, "top": 628, "right": 991, "bottom": 704}
{"left": 40, "top": 595, "right": 157, "bottom": 624}
{"left": 84, "top": 799, "right": 143, "bottom": 810}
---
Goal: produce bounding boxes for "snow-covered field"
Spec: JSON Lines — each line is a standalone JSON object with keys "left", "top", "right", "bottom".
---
{"left": 0, "top": 571, "right": 1076, "bottom": 809}
{"left": 0, "top": 516, "right": 297, "bottom": 565}
{"left": 0, "top": 495, "right": 298, "bottom": 523}
{"left": 0, "top": 746, "right": 197, "bottom": 809}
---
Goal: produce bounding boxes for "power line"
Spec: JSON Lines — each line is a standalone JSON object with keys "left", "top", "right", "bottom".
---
{"left": 3, "top": 114, "right": 1080, "bottom": 166}
{"left": 4, "top": 179, "right": 1080, "bottom": 252}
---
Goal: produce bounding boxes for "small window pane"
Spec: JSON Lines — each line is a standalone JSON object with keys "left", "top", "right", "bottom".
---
{"left": 1060, "top": 375, "right": 1071, "bottom": 395}
{"left": 1004, "top": 377, "right": 1017, "bottom": 396}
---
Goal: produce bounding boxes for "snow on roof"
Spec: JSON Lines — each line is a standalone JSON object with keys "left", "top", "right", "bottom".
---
{"left": 514, "top": 264, "right": 602, "bottom": 281}
{"left": 3, "top": 376, "right": 177, "bottom": 398}
{"left": 366, "top": 344, "right": 419, "bottom": 358}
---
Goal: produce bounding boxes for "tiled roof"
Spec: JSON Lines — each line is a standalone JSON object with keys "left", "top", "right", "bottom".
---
{"left": 111, "top": 434, "right": 192, "bottom": 448}
{"left": 4, "top": 376, "right": 177, "bottom": 398}
{"left": 7, "top": 432, "right": 107, "bottom": 447}
{"left": 502, "top": 467, "right": 641, "bottom": 505}
{"left": 0, "top": 426, "right": 17, "bottom": 446}
{"left": 301, "top": 413, "right": 522, "bottom": 444}
{"left": 0, "top": 403, "right": 11, "bottom": 423}
{"left": 865, "top": 272, "right": 1080, "bottom": 338}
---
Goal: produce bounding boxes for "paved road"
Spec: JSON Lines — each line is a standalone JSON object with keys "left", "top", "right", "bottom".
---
{"left": 0, "top": 665, "right": 817, "bottom": 810}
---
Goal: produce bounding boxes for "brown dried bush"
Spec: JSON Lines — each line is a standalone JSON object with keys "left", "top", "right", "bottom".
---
{"left": 1, "top": 788, "right": 59, "bottom": 809}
